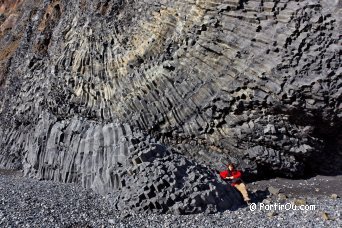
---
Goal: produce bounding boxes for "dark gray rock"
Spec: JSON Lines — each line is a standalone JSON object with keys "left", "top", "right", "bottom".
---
{"left": 0, "top": 0, "right": 341, "bottom": 214}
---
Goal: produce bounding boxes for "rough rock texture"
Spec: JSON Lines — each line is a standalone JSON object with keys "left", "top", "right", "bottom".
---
{"left": 0, "top": 0, "right": 341, "bottom": 213}
{"left": 111, "top": 142, "right": 242, "bottom": 214}
{"left": 1, "top": 171, "right": 341, "bottom": 227}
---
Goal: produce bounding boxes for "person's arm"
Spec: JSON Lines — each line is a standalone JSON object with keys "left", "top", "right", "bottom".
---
{"left": 220, "top": 170, "right": 228, "bottom": 179}
{"left": 231, "top": 171, "right": 241, "bottom": 179}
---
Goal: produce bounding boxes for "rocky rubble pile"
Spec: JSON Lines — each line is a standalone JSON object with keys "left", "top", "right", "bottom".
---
{"left": 111, "top": 142, "right": 242, "bottom": 214}
{"left": 0, "top": 172, "right": 341, "bottom": 227}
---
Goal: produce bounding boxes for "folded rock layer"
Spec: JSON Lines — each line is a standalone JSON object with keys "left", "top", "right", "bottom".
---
{"left": 0, "top": 0, "right": 341, "bottom": 213}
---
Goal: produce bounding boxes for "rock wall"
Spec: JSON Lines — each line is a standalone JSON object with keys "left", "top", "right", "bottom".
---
{"left": 0, "top": 0, "right": 341, "bottom": 213}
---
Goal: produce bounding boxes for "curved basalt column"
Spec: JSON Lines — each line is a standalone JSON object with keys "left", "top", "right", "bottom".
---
{"left": 13, "top": 112, "right": 243, "bottom": 214}
{"left": 0, "top": 0, "right": 341, "bottom": 212}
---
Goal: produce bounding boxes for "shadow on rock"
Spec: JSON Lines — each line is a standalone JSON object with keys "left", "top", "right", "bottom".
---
{"left": 249, "top": 188, "right": 270, "bottom": 204}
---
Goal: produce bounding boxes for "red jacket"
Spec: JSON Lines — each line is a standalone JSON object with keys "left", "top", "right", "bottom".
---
{"left": 220, "top": 169, "right": 242, "bottom": 186}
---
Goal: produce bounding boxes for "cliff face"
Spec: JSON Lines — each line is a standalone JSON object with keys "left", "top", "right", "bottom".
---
{"left": 0, "top": 0, "right": 341, "bottom": 213}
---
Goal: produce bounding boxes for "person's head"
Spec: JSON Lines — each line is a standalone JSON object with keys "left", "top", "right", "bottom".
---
{"left": 227, "top": 163, "right": 235, "bottom": 171}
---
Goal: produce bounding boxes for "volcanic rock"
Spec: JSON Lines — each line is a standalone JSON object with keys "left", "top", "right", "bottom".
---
{"left": 0, "top": 0, "right": 341, "bottom": 213}
{"left": 268, "top": 186, "right": 281, "bottom": 195}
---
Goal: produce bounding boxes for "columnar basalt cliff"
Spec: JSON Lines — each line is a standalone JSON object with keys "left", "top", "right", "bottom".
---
{"left": 0, "top": 0, "right": 341, "bottom": 213}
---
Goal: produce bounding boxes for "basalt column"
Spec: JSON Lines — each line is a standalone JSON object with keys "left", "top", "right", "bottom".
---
{"left": 0, "top": 0, "right": 341, "bottom": 213}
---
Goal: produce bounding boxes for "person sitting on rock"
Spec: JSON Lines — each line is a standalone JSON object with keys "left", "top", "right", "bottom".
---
{"left": 220, "top": 163, "right": 251, "bottom": 204}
